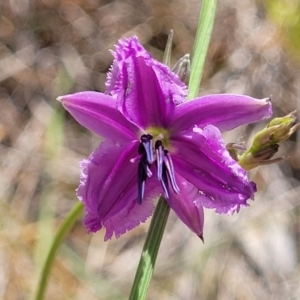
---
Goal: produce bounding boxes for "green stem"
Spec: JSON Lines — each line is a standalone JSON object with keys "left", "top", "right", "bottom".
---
{"left": 128, "top": 197, "right": 170, "bottom": 300}
{"left": 188, "top": 0, "right": 218, "bottom": 99}
{"left": 34, "top": 201, "right": 84, "bottom": 300}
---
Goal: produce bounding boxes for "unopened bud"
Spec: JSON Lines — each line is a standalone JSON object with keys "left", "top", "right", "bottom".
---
{"left": 172, "top": 54, "right": 190, "bottom": 84}
{"left": 238, "top": 111, "right": 298, "bottom": 170}
{"left": 267, "top": 110, "right": 299, "bottom": 143}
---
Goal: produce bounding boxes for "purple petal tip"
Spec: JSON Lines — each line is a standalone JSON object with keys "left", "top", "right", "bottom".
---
{"left": 199, "top": 234, "right": 204, "bottom": 243}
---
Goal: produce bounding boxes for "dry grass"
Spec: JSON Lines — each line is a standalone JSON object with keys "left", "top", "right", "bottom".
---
{"left": 0, "top": 0, "right": 299, "bottom": 299}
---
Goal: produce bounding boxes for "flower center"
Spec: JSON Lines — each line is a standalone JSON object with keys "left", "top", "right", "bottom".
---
{"left": 145, "top": 126, "right": 171, "bottom": 149}
{"left": 136, "top": 132, "right": 180, "bottom": 204}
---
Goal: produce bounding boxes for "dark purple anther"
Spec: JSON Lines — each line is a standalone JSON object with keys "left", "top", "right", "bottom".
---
{"left": 164, "top": 151, "right": 180, "bottom": 194}
{"left": 137, "top": 156, "right": 148, "bottom": 204}
{"left": 155, "top": 140, "right": 164, "bottom": 180}
{"left": 160, "top": 164, "right": 170, "bottom": 199}
{"left": 140, "top": 134, "right": 154, "bottom": 163}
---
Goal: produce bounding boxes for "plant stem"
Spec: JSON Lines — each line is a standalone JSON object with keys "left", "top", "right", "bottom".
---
{"left": 128, "top": 197, "right": 170, "bottom": 300}
{"left": 34, "top": 201, "right": 84, "bottom": 300}
{"left": 188, "top": 0, "right": 218, "bottom": 99}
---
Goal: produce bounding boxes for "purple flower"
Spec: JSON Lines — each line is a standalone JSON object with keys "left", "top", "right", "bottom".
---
{"left": 58, "top": 37, "right": 272, "bottom": 241}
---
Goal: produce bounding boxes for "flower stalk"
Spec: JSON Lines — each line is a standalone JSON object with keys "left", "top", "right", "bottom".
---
{"left": 128, "top": 197, "right": 170, "bottom": 300}
{"left": 188, "top": 0, "right": 218, "bottom": 99}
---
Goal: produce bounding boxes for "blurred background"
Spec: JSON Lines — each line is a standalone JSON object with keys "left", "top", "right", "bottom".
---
{"left": 0, "top": 0, "right": 299, "bottom": 299}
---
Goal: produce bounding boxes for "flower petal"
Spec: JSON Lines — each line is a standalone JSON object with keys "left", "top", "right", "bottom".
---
{"left": 166, "top": 175, "right": 204, "bottom": 239}
{"left": 102, "top": 176, "right": 160, "bottom": 240}
{"left": 106, "top": 37, "right": 187, "bottom": 129}
{"left": 171, "top": 125, "right": 257, "bottom": 214}
{"left": 58, "top": 91, "right": 138, "bottom": 143}
{"left": 172, "top": 94, "right": 272, "bottom": 133}
{"left": 77, "top": 139, "right": 160, "bottom": 240}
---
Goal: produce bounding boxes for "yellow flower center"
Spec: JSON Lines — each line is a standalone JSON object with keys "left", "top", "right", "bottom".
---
{"left": 144, "top": 126, "right": 171, "bottom": 149}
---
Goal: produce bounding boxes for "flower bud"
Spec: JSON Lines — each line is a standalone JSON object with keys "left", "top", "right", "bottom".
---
{"left": 267, "top": 110, "right": 299, "bottom": 143}
{"left": 238, "top": 111, "right": 298, "bottom": 170}
{"left": 172, "top": 54, "right": 190, "bottom": 84}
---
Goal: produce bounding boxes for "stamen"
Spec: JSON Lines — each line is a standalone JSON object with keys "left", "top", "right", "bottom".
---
{"left": 160, "top": 164, "right": 170, "bottom": 199}
{"left": 137, "top": 158, "right": 147, "bottom": 204}
{"left": 155, "top": 140, "right": 164, "bottom": 180}
{"left": 164, "top": 151, "right": 180, "bottom": 194}
{"left": 141, "top": 157, "right": 152, "bottom": 177}
{"left": 137, "top": 133, "right": 180, "bottom": 202}
{"left": 140, "top": 134, "right": 154, "bottom": 163}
